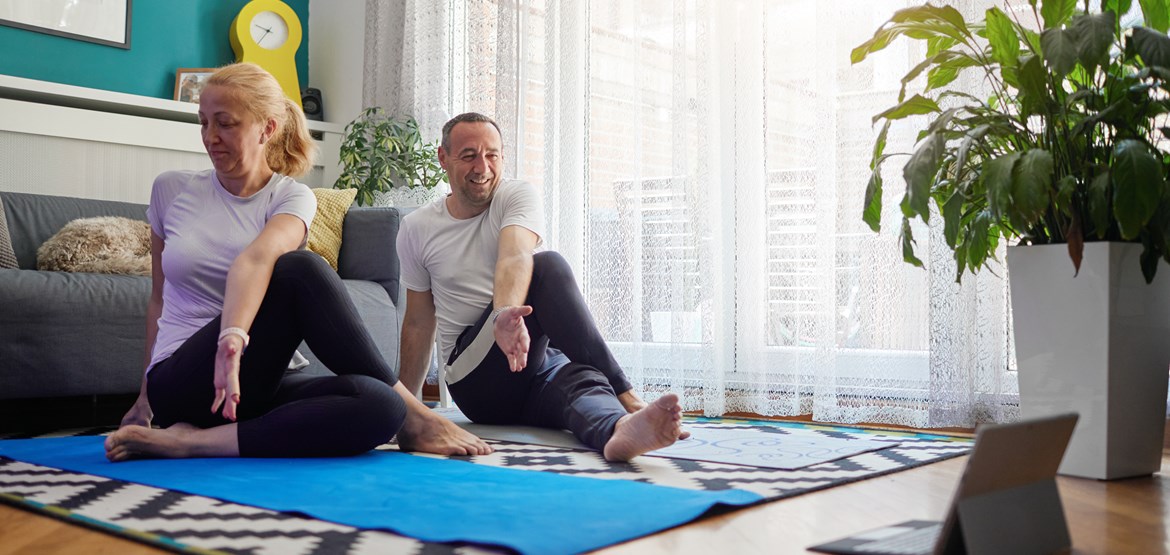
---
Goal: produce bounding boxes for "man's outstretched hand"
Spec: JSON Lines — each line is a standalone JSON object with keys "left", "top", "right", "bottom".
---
{"left": 493, "top": 305, "right": 533, "bottom": 372}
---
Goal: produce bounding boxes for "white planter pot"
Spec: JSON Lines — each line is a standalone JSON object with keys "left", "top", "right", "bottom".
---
{"left": 1008, "top": 242, "right": 1170, "bottom": 480}
{"left": 372, "top": 186, "right": 445, "bottom": 208}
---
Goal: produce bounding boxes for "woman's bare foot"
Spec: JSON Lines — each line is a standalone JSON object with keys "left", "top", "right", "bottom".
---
{"left": 603, "top": 393, "right": 684, "bottom": 462}
{"left": 397, "top": 409, "right": 493, "bottom": 456}
{"left": 119, "top": 394, "right": 153, "bottom": 429}
{"left": 104, "top": 423, "right": 238, "bottom": 462}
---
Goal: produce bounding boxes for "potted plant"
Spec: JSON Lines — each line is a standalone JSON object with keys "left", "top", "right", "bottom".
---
{"left": 335, "top": 107, "right": 447, "bottom": 207}
{"left": 853, "top": 0, "right": 1170, "bottom": 479}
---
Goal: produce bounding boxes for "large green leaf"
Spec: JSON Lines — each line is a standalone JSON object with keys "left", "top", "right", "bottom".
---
{"left": 872, "top": 94, "right": 941, "bottom": 124}
{"left": 1072, "top": 12, "right": 1116, "bottom": 70}
{"left": 955, "top": 124, "right": 993, "bottom": 185}
{"left": 890, "top": 4, "right": 970, "bottom": 33}
{"left": 1112, "top": 139, "right": 1163, "bottom": 239}
{"left": 1089, "top": 171, "right": 1112, "bottom": 239}
{"left": 1017, "top": 54, "right": 1048, "bottom": 115}
{"left": 926, "top": 52, "right": 980, "bottom": 92}
{"left": 967, "top": 210, "right": 994, "bottom": 270}
{"left": 900, "top": 218, "right": 925, "bottom": 267}
{"left": 943, "top": 191, "right": 964, "bottom": 248}
{"left": 927, "top": 35, "right": 959, "bottom": 57}
{"left": 1055, "top": 175, "right": 1078, "bottom": 216}
{"left": 984, "top": 153, "right": 1021, "bottom": 221}
{"left": 852, "top": 15, "right": 967, "bottom": 64}
{"left": 1041, "top": 0, "right": 1077, "bottom": 28}
{"left": 1012, "top": 149, "right": 1055, "bottom": 229}
{"left": 1104, "top": 0, "right": 1135, "bottom": 26}
{"left": 1132, "top": 26, "right": 1170, "bottom": 68}
{"left": 864, "top": 121, "right": 892, "bottom": 233}
{"left": 1041, "top": 27, "right": 1080, "bottom": 76}
{"left": 903, "top": 133, "right": 946, "bottom": 221}
{"left": 986, "top": 7, "right": 1021, "bottom": 67}
{"left": 1139, "top": 0, "right": 1170, "bottom": 33}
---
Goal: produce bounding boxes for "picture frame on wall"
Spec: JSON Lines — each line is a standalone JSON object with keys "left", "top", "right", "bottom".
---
{"left": 174, "top": 69, "right": 216, "bottom": 104}
{"left": 0, "top": 0, "right": 131, "bottom": 49}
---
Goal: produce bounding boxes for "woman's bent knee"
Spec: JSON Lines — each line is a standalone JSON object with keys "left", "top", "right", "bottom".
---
{"left": 347, "top": 375, "right": 407, "bottom": 447}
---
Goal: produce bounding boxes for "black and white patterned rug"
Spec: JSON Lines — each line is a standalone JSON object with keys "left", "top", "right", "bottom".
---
{"left": 0, "top": 419, "right": 972, "bottom": 554}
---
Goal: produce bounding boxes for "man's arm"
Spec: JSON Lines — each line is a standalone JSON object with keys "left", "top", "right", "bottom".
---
{"left": 399, "top": 288, "right": 438, "bottom": 396}
{"left": 492, "top": 225, "right": 540, "bottom": 371}
{"left": 493, "top": 225, "right": 539, "bottom": 308}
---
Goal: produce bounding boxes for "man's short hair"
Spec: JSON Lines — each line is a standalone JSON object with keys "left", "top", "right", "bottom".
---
{"left": 442, "top": 112, "right": 502, "bottom": 151}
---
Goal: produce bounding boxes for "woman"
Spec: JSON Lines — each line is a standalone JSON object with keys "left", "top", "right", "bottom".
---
{"left": 107, "top": 63, "right": 490, "bottom": 461}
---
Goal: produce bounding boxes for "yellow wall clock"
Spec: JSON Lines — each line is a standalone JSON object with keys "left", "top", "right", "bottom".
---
{"left": 229, "top": 0, "right": 303, "bottom": 108}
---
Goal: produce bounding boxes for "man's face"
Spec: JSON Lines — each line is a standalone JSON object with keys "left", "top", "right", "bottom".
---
{"left": 439, "top": 121, "right": 503, "bottom": 211}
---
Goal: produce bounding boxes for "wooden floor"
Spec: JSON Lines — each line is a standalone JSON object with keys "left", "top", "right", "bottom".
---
{"left": 2, "top": 422, "right": 1168, "bottom": 555}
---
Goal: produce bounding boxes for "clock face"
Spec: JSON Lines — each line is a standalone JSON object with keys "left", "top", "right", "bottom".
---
{"left": 249, "top": 10, "right": 289, "bottom": 50}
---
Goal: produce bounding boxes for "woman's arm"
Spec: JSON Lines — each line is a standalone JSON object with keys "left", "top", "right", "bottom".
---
{"left": 120, "top": 232, "right": 166, "bottom": 428}
{"left": 212, "top": 213, "right": 308, "bottom": 421}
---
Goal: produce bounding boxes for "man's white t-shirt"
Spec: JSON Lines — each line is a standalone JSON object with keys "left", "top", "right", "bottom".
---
{"left": 397, "top": 179, "right": 545, "bottom": 362}
{"left": 146, "top": 169, "right": 316, "bottom": 372}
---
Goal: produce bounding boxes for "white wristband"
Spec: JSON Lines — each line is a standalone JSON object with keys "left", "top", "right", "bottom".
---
{"left": 218, "top": 326, "right": 250, "bottom": 348}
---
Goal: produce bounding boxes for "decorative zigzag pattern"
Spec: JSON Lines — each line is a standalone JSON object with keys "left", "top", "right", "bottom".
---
{"left": 0, "top": 421, "right": 971, "bottom": 554}
{"left": 0, "top": 457, "right": 470, "bottom": 555}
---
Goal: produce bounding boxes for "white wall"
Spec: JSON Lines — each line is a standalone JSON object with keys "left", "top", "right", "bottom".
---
{"left": 307, "top": 0, "right": 366, "bottom": 127}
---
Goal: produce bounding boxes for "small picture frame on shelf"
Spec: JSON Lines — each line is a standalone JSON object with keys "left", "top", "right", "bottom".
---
{"left": 174, "top": 68, "right": 216, "bottom": 104}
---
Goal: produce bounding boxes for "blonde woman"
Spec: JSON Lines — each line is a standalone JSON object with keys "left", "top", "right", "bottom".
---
{"left": 107, "top": 63, "right": 489, "bottom": 461}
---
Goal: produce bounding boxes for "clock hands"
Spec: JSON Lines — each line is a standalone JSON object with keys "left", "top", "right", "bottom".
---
{"left": 253, "top": 23, "right": 272, "bottom": 45}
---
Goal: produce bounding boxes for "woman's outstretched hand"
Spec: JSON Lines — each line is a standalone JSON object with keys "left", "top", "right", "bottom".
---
{"left": 212, "top": 335, "right": 244, "bottom": 421}
{"left": 493, "top": 305, "right": 533, "bottom": 372}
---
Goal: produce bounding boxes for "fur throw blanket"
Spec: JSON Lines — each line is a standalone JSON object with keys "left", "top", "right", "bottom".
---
{"left": 37, "top": 216, "right": 151, "bottom": 276}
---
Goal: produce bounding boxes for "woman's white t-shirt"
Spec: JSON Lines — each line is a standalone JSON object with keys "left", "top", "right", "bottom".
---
{"left": 145, "top": 169, "right": 316, "bottom": 372}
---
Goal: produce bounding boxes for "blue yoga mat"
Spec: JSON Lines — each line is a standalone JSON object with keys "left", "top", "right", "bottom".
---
{"left": 0, "top": 436, "right": 760, "bottom": 554}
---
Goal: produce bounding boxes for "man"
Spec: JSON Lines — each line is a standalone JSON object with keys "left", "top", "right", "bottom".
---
{"left": 397, "top": 112, "right": 685, "bottom": 461}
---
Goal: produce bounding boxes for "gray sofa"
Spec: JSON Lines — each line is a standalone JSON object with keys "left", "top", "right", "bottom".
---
{"left": 0, "top": 191, "right": 405, "bottom": 401}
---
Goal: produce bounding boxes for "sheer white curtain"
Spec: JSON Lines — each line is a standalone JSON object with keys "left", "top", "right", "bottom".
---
{"left": 366, "top": 0, "right": 1019, "bottom": 428}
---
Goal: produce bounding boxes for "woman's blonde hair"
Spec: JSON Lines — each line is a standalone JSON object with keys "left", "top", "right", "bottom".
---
{"left": 206, "top": 63, "right": 316, "bottom": 177}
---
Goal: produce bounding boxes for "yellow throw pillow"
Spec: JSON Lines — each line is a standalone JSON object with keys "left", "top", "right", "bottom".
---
{"left": 308, "top": 187, "right": 357, "bottom": 270}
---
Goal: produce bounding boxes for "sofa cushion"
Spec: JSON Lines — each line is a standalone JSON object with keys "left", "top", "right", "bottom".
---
{"left": 338, "top": 207, "right": 401, "bottom": 306}
{"left": 307, "top": 187, "right": 357, "bottom": 270}
{"left": 0, "top": 192, "right": 147, "bottom": 270}
{"left": 37, "top": 216, "right": 151, "bottom": 275}
{"left": 296, "top": 279, "right": 399, "bottom": 380}
{"left": 0, "top": 268, "right": 149, "bottom": 399}
{"left": 0, "top": 197, "right": 15, "bottom": 269}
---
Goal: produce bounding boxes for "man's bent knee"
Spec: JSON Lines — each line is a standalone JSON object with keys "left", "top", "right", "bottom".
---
{"left": 532, "top": 251, "right": 574, "bottom": 283}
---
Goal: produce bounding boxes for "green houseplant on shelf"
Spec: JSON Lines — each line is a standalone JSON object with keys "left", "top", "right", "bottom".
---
{"left": 335, "top": 107, "right": 447, "bottom": 207}
{"left": 853, "top": 0, "right": 1170, "bottom": 480}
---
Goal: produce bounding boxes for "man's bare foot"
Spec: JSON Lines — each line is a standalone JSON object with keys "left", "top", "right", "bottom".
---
{"left": 105, "top": 423, "right": 198, "bottom": 462}
{"left": 603, "top": 393, "right": 684, "bottom": 462}
{"left": 618, "top": 390, "right": 690, "bottom": 440}
{"left": 397, "top": 410, "right": 493, "bottom": 456}
{"left": 617, "top": 390, "right": 647, "bottom": 413}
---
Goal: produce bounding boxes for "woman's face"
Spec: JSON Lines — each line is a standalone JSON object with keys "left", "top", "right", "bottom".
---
{"left": 198, "top": 85, "right": 271, "bottom": 177}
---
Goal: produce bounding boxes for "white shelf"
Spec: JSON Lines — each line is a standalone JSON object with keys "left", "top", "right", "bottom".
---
{"left": 0, "top": 74, "right": 345, "bottom": 134}
{"left": 0, "top": 74, "right": 344, "bottom": 186}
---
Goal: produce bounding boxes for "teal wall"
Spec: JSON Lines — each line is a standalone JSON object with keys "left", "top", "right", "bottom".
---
{"left": 0, "top": 0, "right": 310, "bottom": 99}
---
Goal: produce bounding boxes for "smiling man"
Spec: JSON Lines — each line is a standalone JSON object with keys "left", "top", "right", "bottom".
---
{"left": 396, "top": 112, "right": 686, "bottom": 461}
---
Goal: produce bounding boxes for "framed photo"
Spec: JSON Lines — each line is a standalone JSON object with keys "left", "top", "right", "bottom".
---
{"left": 0, "top": 0, "right": 131, "bottom": 49}
{"left": 174, "top": 68, "right": 216, "bottom": 104}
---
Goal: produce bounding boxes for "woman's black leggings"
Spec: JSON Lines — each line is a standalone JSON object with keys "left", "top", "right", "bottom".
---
{"left": 448, "top": 251, "right": 633, "bottom": 451}
{"left": 147, "top": 250, "right": 405, "bottom": 457}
